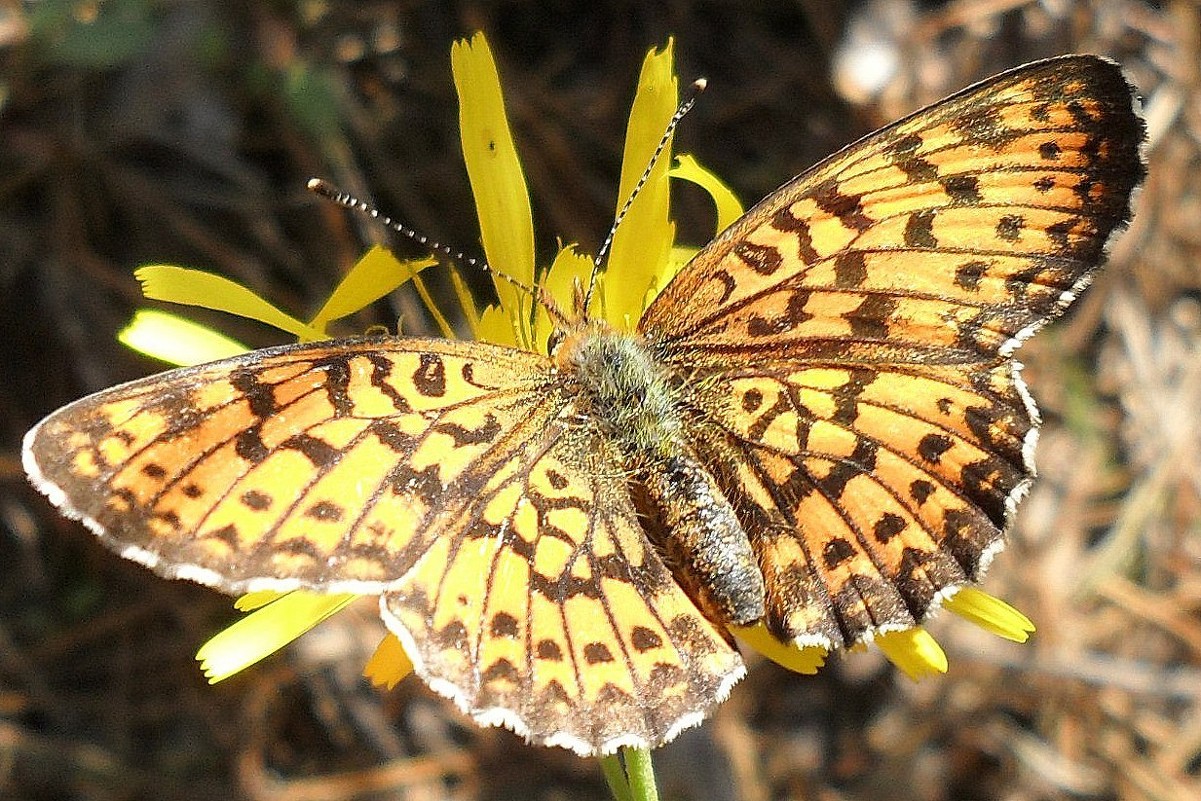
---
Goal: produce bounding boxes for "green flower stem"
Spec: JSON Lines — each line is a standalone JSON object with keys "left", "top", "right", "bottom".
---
{"left": 600, "top": 747, "right": 660, "bottom": 801}
{"left": 624, "top": 747, "right": 661, "bottom": 801}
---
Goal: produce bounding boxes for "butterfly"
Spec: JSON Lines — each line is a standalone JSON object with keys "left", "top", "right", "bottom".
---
{"left": 23, "top": 55, "right": 1144, "bottom": 756}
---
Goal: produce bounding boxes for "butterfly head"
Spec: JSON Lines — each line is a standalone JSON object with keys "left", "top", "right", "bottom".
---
{"left": 541, "top": 274, "right": 599, "bottom": 355}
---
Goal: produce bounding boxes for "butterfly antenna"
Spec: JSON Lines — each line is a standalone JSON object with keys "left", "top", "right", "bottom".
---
{"left": 306, "top": 178, "right": 537, "bottom": 299}
{"left": 582, "top": 77, "right": 706, "bottom": 315}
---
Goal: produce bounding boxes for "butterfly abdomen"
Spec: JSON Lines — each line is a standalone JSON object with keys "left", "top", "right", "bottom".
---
{"left": 639, "top": 452, "right": 766, "bottom": 625}
{"left": 557, "top": 324, "right": 766, "bottom": 626}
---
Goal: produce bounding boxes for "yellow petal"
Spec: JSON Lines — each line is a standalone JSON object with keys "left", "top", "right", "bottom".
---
{"left": 446, "top": 261, "right": 482, "bottom": 340}
{"left": 603, "top": 40, "right": 678, "bottom": 327}
{"left": 476, "top": 303, "right": 521, "bottom": 348}
{"left": 135, "top": 265, "right": 323, "bottom": 340}
{"left": 118, "top": 309, "right": 249, "bottom": 366}
{"left": 308, "top": 246, "right": 436, "bottom": 335}
{"left": 876, "top": 628, "right": 948, "bottom": 680}
{"left": 363, "top": 633, "right": 414, "bottom": 689}
{"left": 451, "top": 33, "right": 535, "bottom": 330}
{"left": 944, "top": 587, "right": 1035, "bottom": 643}
{"left": 639, "top": 244, "right": 704, "bottom": 305}
{"left": 196, "top": 592, "right": 357, "bottom": 683}
{"left": 731, "top": 622, "right": 828, "bottom": 675}
{"left": 671, "top": 153, "right": 745, "bottom": 234}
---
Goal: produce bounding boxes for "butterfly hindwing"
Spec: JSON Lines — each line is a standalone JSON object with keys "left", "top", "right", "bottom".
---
{"left": 381, "top": 421, "right": 741, "bottom": 753}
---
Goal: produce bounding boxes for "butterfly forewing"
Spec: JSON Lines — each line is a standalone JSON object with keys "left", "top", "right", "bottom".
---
{"left": 640, "top": 55, "right": 1144, "bottom": 647}
{"left": 24, "top": 338, "right": 562, "bottom": 592}
{"left": 644, "top": 56, "right": 1143, "bottom": 354}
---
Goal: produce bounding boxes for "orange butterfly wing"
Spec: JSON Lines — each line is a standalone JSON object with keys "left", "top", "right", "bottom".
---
{"left": 640, "top": 55, "right": 1145, "bottom": 647}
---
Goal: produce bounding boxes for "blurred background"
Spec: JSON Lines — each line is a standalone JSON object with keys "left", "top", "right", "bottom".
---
{"left": 2, "top": 1, "right": 1199, "bottom": 799}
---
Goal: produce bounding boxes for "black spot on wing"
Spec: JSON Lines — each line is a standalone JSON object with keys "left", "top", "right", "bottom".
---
{"left": 231, "top": 370, "right": 276, "bottom": 418}
{"left": 235, "top": 426, "right": 269, "bottom": 463}
{"left": 949, "top": 101, "right": 1020, "bottom": 150}
{"left": 630, "top": 626, "right": 663, "bottom": 652}
{"left": 241, "top": 490, "right": 272, "bottom": 510}
{"left": 305, "top": 501, "right": 343, "bottom": 521}
{"left": 545, "top": 468, "right": 569, "bottom": 490}
{"left": 845, "top": 294, "right": 897, "bottom": 340}
{"left": 941, "top": 174, "right": 982, "bottom": 204}
{"left": 954, "top": 260, "right": 989, "bottom": 291}
{"left": 747, "top": 290, "right": 812, "bottom": 336}
{"left": 282, "top": 433, "right": 340, "bottom": 468}
{"left": 996, "top": 214, "right": 1024, "bottom": 242}
{"left": 312, "top": 356, "right": 353, "bottom": 417}
{"left": 813, "top": 179, "right": 873, "bottom": 232}
{"left": 909, "top": 479, "right": 935, "bottom": 505}
{"left": 917, "top": 434, "right": 954, "bottom": 464}
{"left": 413, "top": 354, "right": 447, "bottom": 397}
{"left": 366, "top": 353, "right": 412, "bottom": 413}
{"left": 903, "top": 210, "right": 937, "bottom": 248}
{"left": 584, "top": 642, "right": 615, "bottom": 664}
{"left": 536, "top": 639, "right": 563, "bottom": 661}
{"left": 710, "top": 269, "right": 737, "bottom": 306}
{"left": 482, "top": 658, "right": 520, "bottom": 684}
{"left": 734, "top": 241, "right": 784, "bottom": 275}
{"left": 833, "top": 250, "right": 867, "bottom": 288}
{"left": 741, "top": 388, "right": 764, "bottom": 413}
{"left": 816, "top": 439, "right": 878, "bottom": 498}
{"left": 873, "top": 512, "right": 906, "bottom": 544}
{"left": 490, "top": 612, "right": 519, "bottom": 638}
{"left": 432, "top": 413, "right": 502, "bottom": 446}
{"left": 822, "top": 537, "right": 856, "bottom": 569}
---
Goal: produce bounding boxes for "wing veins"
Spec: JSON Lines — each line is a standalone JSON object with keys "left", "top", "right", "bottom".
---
{"left": 182, "top": 382, "right": 549, "bottom": 551}
{"left": 461, "top": 414, "right": 572, "bottom": 701}
{"left": 660, "top": 248, "right": 1093, "bottom": 344}
{"left": 825, "top": 124, "right": 1125, "bottom": 187}
{"left": 719, "top": 361, "right": 1022, "bottom": 416}
{"left": 704, "top": 370, "right": 1021, "bottom": 520}
{"left": 330, "top": 390, "right": 563, "bottom": 588}
{"left": 733, "top": 430, "right": 925, "bottom": 635}
{"left": 132, "top": 377, "right": 330, "bottom": 514}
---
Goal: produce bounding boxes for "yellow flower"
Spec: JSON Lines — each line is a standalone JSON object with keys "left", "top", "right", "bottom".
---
{"left": 121, "top": 31, "right": 1034, "bottom": 698}
{"left": 451, "top": 34, "right": 536, "bottom": 348}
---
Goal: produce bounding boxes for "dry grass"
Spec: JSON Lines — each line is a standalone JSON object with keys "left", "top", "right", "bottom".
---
{"left": 1, "top": 2, "right": 1198, "bottom": 799}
